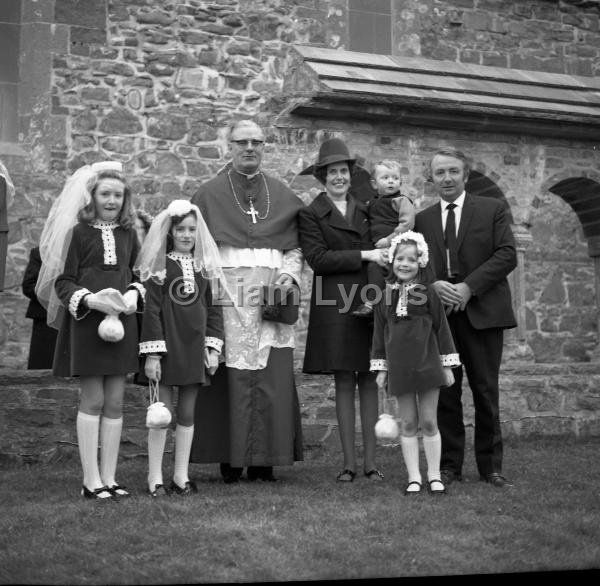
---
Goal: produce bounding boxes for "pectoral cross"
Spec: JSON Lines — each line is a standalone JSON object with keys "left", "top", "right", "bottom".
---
{"left": 247, "top": 200, "right": 259, "bottom": 223}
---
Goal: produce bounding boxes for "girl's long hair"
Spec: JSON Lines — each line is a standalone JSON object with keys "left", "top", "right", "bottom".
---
{"left": 78, "top": 169, "right": 135, "bottom": 229}
{"left": 166, "top": 210, "right": 197, "bottom": 253}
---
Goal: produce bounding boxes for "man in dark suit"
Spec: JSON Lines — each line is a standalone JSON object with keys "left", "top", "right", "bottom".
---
{"left": 414, "top": 147, "right": 517, "bottom": 488}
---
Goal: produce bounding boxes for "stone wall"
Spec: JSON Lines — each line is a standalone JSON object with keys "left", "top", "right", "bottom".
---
{"left": 2, "top": 0, "right": 600, "bottom": 463}
{"left": 391, "top": 0, "right": 600, "bottom": 76}
{"left": 288, "top": 119, "right": 600, "bottom": 365}
{"left": 3, "top": 360, "right": 599, "bottom": 466}
{"left": 2, "top": 0, "right": 600, "bottom": 366}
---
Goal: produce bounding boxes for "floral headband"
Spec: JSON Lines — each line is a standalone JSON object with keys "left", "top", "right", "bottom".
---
{"left": 388, "top": 230, "right": 429, "bottom": 268}
{"left": 167, "top": 199, "right": 193, "bottom": 217}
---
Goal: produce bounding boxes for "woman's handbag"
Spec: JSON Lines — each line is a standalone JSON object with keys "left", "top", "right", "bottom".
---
{"left": 145, "top": 378, "right": 171, "bottom": 429}
{"left": 261, "top": 283, "right": 300, "bottom": 325}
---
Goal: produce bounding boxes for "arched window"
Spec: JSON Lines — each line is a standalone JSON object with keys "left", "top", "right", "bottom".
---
{"left": 466, "top": 170, "right": 514, "bottom": 223}
{"left": 549, "top": 177, "right": 600, "bottom": 239}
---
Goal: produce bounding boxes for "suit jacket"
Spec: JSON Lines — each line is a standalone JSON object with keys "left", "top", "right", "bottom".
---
{"left": 414, "top": 193, "right": 517, "bottom": 330}
{"left": 22, "top": 247, "right": 48, "bottom": 320}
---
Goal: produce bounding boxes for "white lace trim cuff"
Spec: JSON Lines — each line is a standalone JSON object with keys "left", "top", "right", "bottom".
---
{"left": 139, "top": 340, "right": 167, "bottom": 355}
{"left": 441, "top": 353, "right": 461, "bottom": 367}
{"left": 92, "top": 221, "right": 118, "bottom": 265}
{"left": 205, "top": 337, "right": 223, "bottom": 354}
{"left": 69, "top": 288, "right": 92, "bottom": 320}
{"left": 370, "top": 359, "right": 388, "bottom": 371}
{"left": 128, "top": 282, "right": 146, "bottom": 305}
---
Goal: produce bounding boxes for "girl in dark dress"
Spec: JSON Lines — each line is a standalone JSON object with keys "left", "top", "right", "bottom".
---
{"left": 36, "top": 162, "right": 144, "bottom": 501}
{"left": 370, "top": 231, "right": 460, "bottom": 495}
{"left": 22, "top": 246, "right": 57, "bottom": 369}
{"left": 135, "top": 199, "right": 224, "bottom": 497}
{"left": 298, "top": 138, "right": 388, "bottom": 482}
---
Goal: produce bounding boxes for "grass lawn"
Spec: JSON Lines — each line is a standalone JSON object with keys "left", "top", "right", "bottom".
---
{"left": 1, "top": 436, "right": 599, "bottom": 584}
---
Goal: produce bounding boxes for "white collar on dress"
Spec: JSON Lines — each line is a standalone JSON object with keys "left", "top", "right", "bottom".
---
{"left": 91, "top": 220, "right": 118, "bottom": 229}
{"left": 167, "top": 251, "right": 193, "bottom": 261}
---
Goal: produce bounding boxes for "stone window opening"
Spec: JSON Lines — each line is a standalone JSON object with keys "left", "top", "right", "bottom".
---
{"left": 0, "top": 0, "right": 21, "bottom": 144}
{"left": 549, "top": 178, "right": 600, "bottom": 242}
{"left": 466, "top": 170, "right": 512, "bottom": 212}
{"left": 547, "top": 177, "right": 600, "bottom": 361}
{"left": 348, "top": 0, "right": 392, "bottom": 55}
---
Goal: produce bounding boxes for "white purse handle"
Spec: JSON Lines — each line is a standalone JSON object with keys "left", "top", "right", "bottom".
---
{"left": 148, "top": 378, "right": 160, "bottom": 405}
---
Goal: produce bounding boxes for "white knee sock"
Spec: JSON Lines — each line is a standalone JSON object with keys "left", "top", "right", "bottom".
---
{"left": 400, "top": 435, "right": 421, "bottom": 488}
{"left": 423, "top": 432, "right": 442, "bottom": 482}
{"left": 173, "top": 424, "right": 194, "bottom": 489}
{"left": 77, "top": 411, "right": 103, "bottom": 490}
{"left": 100, "top": 416, "right": 123, "bottom": 488}
{"left": 147, "top": 428, "right": 168, "bottom": 491}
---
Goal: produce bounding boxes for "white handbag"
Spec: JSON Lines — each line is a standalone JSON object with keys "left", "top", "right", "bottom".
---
{"left": 145, "top": 379, "right": 172, "bottom": 429}
{"left": 98, "top": 314, "right": 124, "bottom": 342}
{"left": 374, "top": 388, "right": 400, "bottom": 440}
{"left": 375, "top": 413, "right": 400, "bottom": 440}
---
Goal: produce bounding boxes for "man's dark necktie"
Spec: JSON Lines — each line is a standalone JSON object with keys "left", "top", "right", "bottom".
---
{"left": 444, "top": 203, "right": 459, "bottom": 278}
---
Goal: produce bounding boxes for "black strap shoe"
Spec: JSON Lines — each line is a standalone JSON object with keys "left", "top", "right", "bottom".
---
{"left": 404, "top": 481, "right": 422, "bottom": 495}
{"left": 81, "top": 485, "right": 113, "bottom": 500}
{"left": 148, "top": 483, "right": 170, "bottom": 498}
{"left": 170, "top": 480, "right": 198, "bottom": 495}
{"left": 108, "top": 484, "right": 130, "bottom": 498}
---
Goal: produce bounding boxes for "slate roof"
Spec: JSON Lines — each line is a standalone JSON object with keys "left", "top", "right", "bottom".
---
{"left": 286, "top": 45, "right": 600, "bottom": 139}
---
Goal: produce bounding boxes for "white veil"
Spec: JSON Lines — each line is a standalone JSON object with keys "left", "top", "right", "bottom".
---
{"left": 0, "top": 159, "right": 15, "bottom": 209}
{"left": 36, "top": 161, "right": 123, "bottom": 329}
{"left": 134, "top": 199, "right": 228, "bottom": 302}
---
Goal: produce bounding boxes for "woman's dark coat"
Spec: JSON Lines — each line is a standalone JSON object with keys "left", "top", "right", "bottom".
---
{"left": 298, "top": 193, "right": 374, "bottom": 373}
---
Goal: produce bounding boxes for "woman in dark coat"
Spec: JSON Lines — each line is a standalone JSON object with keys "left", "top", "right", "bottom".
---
{"left": 22, "top": 246, "right": 57, "bottom": 369}
{"left": 298, "top": 138, "right": 387, "bottom": 482}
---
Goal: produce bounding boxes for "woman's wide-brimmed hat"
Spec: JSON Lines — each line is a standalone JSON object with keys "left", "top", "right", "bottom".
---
{"left": 299, "top": 138, "right": 356, "bottom": 176}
